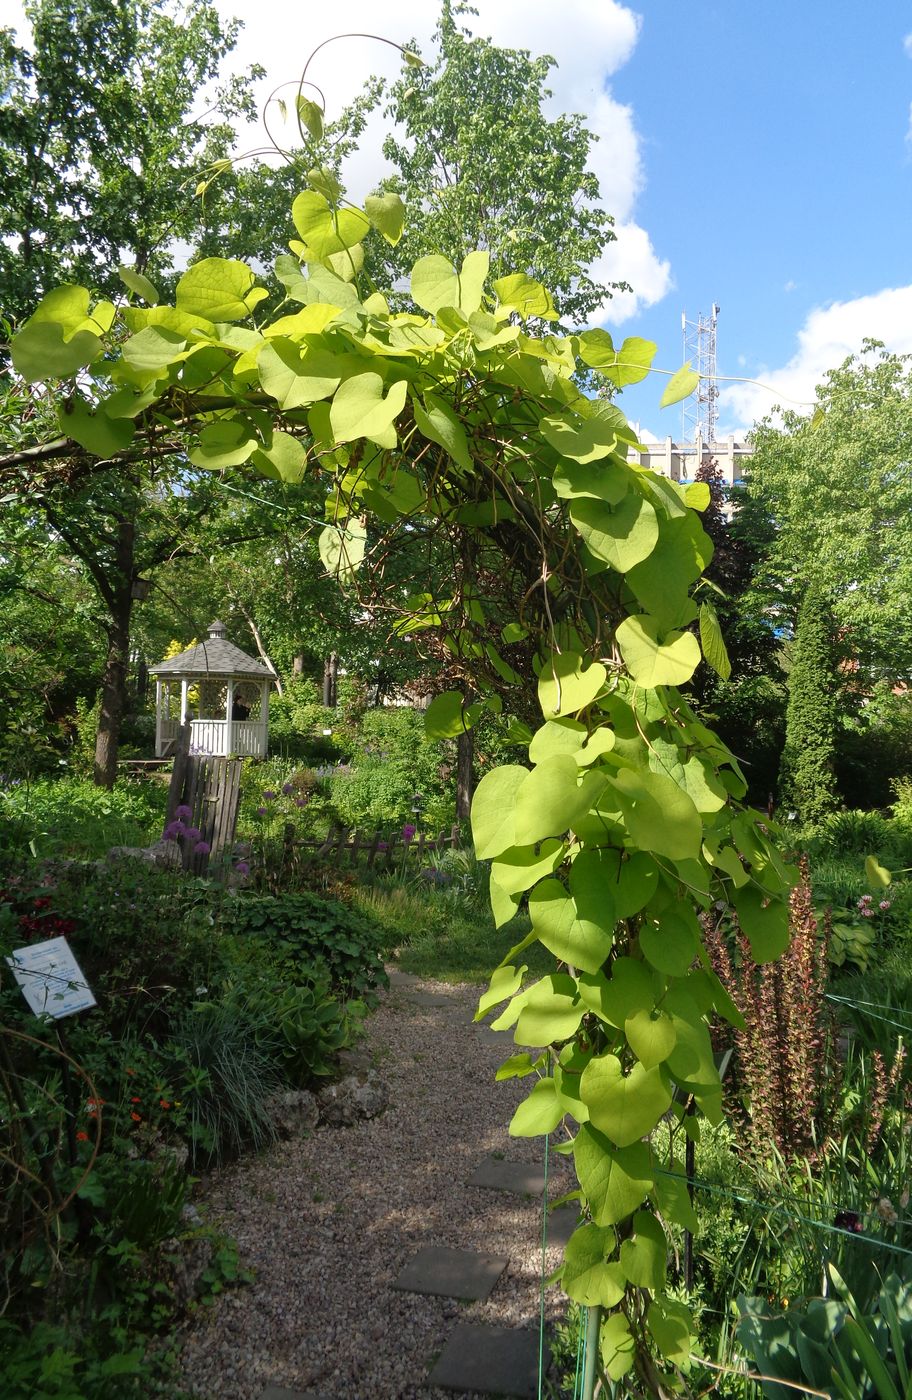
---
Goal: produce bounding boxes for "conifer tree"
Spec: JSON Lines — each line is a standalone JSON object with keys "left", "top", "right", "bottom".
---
{"left": 779, "top": 582, "right": 840, "bottom": 823}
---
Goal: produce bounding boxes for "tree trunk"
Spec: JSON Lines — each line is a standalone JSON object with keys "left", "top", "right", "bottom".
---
{"left": 93, "top": 520, "right": 135, "bottom": 788}
{"left": 292, "top": 652, "right": 305, "bottom": 677}
{"left": 456, "top": 727, "right": 474, "bottom": 822}
{"left": 322, "top": 653, "right": 338, "bottom": 708}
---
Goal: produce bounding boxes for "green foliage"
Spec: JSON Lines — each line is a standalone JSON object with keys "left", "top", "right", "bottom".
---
{"left": 224, "top": 889, "right": 387, "bottom": 1000}
{"left": 780, "top": 582, "right": 840, "bottom": 824}
{"left": 330, "top": 707, "right": 455, "bottom": 831}
{"left": 0, "top": 774, "right": 166, "bottom": 861}
{"left": 9, "top": 153, "right": 798, "bottom": 1387}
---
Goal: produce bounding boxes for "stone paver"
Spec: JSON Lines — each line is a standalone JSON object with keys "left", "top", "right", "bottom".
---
{"left": 393, "top": 1245, "right": 508, "bottom": 1300}
{"left": 468, "top": 1158, "right": 547, "bottom": 1196}
{"left": 428, "top": 1324, "right": 549, "bottom": 1397}
{"left": 545, "top": 1205, "right": 579, "bottom": 1248}
{"left": 259, "top": 1388, "right": 324, "bottom": 1399}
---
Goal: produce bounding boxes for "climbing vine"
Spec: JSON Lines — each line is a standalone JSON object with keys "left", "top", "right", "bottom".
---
{"left": 9, "top": 158, "right": 795, "bottom": 1391}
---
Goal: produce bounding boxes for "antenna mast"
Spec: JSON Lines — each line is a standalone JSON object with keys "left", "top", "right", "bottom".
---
{"left": 681, "top": 304, "right": 720, "bottom": 443}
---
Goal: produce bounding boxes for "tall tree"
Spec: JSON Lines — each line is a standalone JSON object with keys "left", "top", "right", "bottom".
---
{"left": 0, "top": 0, "right": 258, "bottom": 319}
{"left": 747, "top": 343, "right": 912, "bottom": 685}
{"left": 779, "top": 582, "right": 840, "bottom": 825}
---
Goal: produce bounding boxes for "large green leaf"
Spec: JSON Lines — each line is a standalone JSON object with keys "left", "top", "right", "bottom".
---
{"left": 647, "top": 1297, "right": 693, "bottom": 1363}
{"left": 575, "top": 1127, "right": 653, "bottom": 1226}
{"left": 189, "top": 418, "right": 257, "bottom": 469}
{"left": 492, "top": 273, "right": 557, "bottom": 320}
{"left": 176, "top": 258, "right": 266, "bottom": 321}
{"left": 292, "top": 191, "right": 370, "bottom": 258}
{"left": 412, "top": 391, "right": 472, "bottom": 471}
{"left": 600, "top": 1312, "right": 636, "bottom": 1381}
{"left": 624, "top": 1008, "right": 677, "bottom": 1068}
{"left": 257, "top": 340, "right": 347, "bottom": 408}
{"left": 471, "top": 765, "right": 529, "bottom": 859}
{"left": 58, "top": 394, "right": 135, "bottom": 456}
{"left": 424, "top": 691, "right": 479, "bottom": 739}
{"left": 639, "top": 909, "right": 701, "bottom": 977}
{"left": 529, "top": 880, "right": 613, "bottom": 974}
{"left": 616, "top": 615, "right": 701, "bottom": 688}
{"left": 513, "top": 755, "right": 599, "bottom": 845}
{"left": 514, "top": 974, "right": 585, "bottom": 1046}
{"left": 509, "top": 1077, "right": 565, "bottom": 1136}
{"left": 250, "top": 431, "right": 307, "bottom": 483}
{"left": 608, "top": 768, "right": 703, "bottom": 861}
{"left": 318, "top": 519, "right": 366, "bottom": 581}
{"left": 627, "top": 515, "right": 712, "bottom": 629}
{"left": 660, "top": 362, "right": 700, "bottom": 408}
{"left": 568, "top": 849, "right": 618, "bottom": 929}
{"left": 733, "top": 884, "right": 790, "bottom": 961}
{"left": 570, "top": 493, "right": 659, "bottom": 572}
{"left": 562, "top": 1224, "right": 625, "bottom": 1307}
{"left": 699, "top": 600, "right": 732, "bottom": 680}
{"left": 651, "top": 1173, "right": 698, "bottom": 1233}
{"left": 528, "top": 718, "right": 587, "bottom": 763}
{"left": 12, "top": 292, "right": 105, "bottom": 382}
{"left": 118, "top": 265, "right": 160, "bottom": 305}
{"left": 579, "top": 1054, "right": 672, "bottom": 1147}
{"left": 476, "top": 963, "right": 527, "bottom": 1019}
{"left": 364, "top": 192, "right": 406, "bottom": 245}
{"left": 538, "top": 652, "right": 606, "bottom": 718}
{"left": 552, "top": 458, "right": 630, "bottom": 504}
{"left": 614, "top": 852, "right": 661, "bottom": 919}
{"left": 541, "top": 411, "right": 620, "bottom": 464}
{"left": 491, "top": 841, "right": 565, "bottom": 897}
{"left": 330, "top": 373, "right": 408, "bottom": 448}
{"left": 411, "top": 255, "right": 459, "bottom": 314}
{"left": 619, "top": 1210, "right": 667, "bottom": 1290}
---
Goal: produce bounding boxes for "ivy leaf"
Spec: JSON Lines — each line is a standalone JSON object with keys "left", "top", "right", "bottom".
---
{"left": 700, "top": 601, "right": 732, "bottom": 680}
{"left": 514, "top": 974, "right": 585, "bottom": 1047}
{"left": 619, "top": 1210, "right": 667, "bottom": 1290}
{"left": 608, "top": 768, "right": 703, "bottom": 862}
{"left": 541, "top": 412, "right": 620, "bottom": 464}
{"left": 292, "top": 191, "right": 370, "bottom": 259}
{"left": 492, "top": 273, "right": 557, "bottom": 321}
{"left": 364, "top": 192, "right": 405, "bottom": 246}
{"left": 579, "top": 1054, "right": 672, "bottom": 1147}
{"left": 296, "top": 96, "right": 324, "bottom": 140}
{"left": 639, "top": 910, "right": 700, "bottom": 977}
{"left": 412, "top": 392, "right": 472, "bottom": 471}
{"left": 318, "top": 519, "right": 366, "bottom": 582}
{"left": 189, "top": 419, "right": 257, "bottom": 470}
{"left": 330, "top": 373, "right": 408, "bottom": 448}
{"left": 528, "top": 719, "right": 587, "bottom": 763}
{"left": 528, "top": 879, "right": 613, "bottom": 975}
{"left": 509, "top": 1077, "right": 565, "bottom": 1136}
{"left": 471, "top": 766, "right": 529, "bottom": 859}
{"left": 411, "top": 255, "right": 459, "bottom": 314}
{"left": 176, "top": 258, "right": 266, "bottom": 321}
{"left": 574, "top": 1127, "right": 654, "bottom": 1226}
{"left": 117, "top": 265, "right": 159, "bottom": 305}
{"left": 538, "top": 652, "right": 606, "bottom": 718}
{"left": 562, "top": 1224, "right": 625, "bottom": 1307}
{"left": 513, "top": 755, "right": 600, "bottom": 846}
{"left": 624, "top": 1008, "right": 677, "bottom": 1068}
{"left": 258, "top": 341, "right": 347, "bottom": 410}
{"left": 616, "top": 615, "right": 701, "bottom": 688}
{"left": 660, "top": 362, "right": 700, "bottom": 408}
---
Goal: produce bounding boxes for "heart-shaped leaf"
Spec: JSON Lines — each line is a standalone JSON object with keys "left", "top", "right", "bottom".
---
{"left": 616, "top": 614, "right": 701, "bottom": 688}
{"left": 529, "top": 880, "right": 613, "bottom": 974}
{"left": 471, "top": 766, "right": 528, "bottom": 859}
{"left": 574, "top": 1126, "right": 654, "bottom": 1226}
{"left": 538, "top": 652, "right": 606, "bottom": 718}
{"left": 579, "top": 1054, "right": 672, "bottom": 1147}
{"left": 562, "top": 1224, "right": 625, "bottom": 1307}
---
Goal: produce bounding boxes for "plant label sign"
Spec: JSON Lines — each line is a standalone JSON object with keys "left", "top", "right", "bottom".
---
{"left": 6, "top": 937, "right": 96, "bottom": 1020}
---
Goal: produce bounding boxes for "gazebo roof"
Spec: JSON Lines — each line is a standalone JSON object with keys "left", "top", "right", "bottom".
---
{"left": 150, "top": 620, "right": 274, "bottom": 679}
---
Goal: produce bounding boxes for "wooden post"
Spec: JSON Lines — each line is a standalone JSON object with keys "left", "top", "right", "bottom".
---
{"left": 164, "top": 722, "right": 191, "bottom": 828}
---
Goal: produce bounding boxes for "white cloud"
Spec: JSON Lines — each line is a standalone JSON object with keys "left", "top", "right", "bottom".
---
{"left": 720, "top": 284, "right": 912, "bottom": 430}
{"left": 903, "top": 31, "right": 912, "bottom": 57}
{"left": 215, "top": 0, "right": 668, "bottom": 320}
{"left": 783, "top": 279, "right": 797, "bottom": 293}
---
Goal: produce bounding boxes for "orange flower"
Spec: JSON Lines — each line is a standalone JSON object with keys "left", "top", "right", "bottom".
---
{"left": 130, "top": 1096, "right": 141, "bottom": 1104}
{"left": 76, "top": 1130, "right": 89, "bottom": 1142}
{"left": 159, "top": 1099, "right": 171, "bottom": 1109}
{"left": 130, "top": 1112, "right": 141, "bottom": 1122}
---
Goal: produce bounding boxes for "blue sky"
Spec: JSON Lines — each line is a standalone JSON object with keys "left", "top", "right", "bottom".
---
{"left": 8, "top": 0, "right": 911, "bottom": 436}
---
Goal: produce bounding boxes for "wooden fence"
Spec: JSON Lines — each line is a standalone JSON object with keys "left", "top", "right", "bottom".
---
{"left": 164, "top": 723, "right": 243, "bottom": 877}
{"left": 282, "top": 822, "right": 462, "bottom": 872}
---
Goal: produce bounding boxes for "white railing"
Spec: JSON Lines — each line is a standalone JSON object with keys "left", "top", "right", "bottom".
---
{"left": 155, "top": 718, "right": 267, "bottom": 757}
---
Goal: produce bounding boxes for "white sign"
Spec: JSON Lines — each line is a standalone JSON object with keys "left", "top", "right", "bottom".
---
{"left": 6, "top": 937, "right": 97, "bottom": 1020}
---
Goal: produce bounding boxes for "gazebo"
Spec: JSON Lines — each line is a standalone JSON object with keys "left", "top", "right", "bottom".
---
{"left": 150, "top": 620, "right": 275, "bottom": 758}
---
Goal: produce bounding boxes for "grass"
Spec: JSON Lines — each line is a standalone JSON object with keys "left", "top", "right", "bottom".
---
{"left": 349, "top": 879, "right": 552, "bottom": 983}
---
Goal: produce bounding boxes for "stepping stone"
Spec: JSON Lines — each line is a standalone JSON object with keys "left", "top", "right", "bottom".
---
{"left": 428, "top": 1324, "right": 548, "bottom": 1397}
{"left": 259, "top": 1389, "right": 324, "bottom": 1399}
{"left": 401, "top": 989, "right": 452, "bottom": 1008}
{"left": 545, "top": 1204, "right": 579, "bottom": 1248}
{"left": 475, "top": 1024, "right": 503, "bottom": 1046}
{"left": 393, "top": 1245, "right": 507, "bottom": 1300}
{"left": 387, "top": 969, "right": 420, "bottom": 987}
{"left": 468, "top": 1157, "right": 546, "bottom": 1196}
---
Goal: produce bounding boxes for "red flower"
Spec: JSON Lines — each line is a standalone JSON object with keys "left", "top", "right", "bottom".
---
{"left": 159, "top": 1099, "right": 171, "bottom": 1110}
{"left": 76, "top": 1130, "right": 89, "bottom": 1142}
{"left": 130, "top": 1112, "right": 141, "bottom": 1122}
{"left": 130, "top": 1096, "right": 141, "bottom": 1104}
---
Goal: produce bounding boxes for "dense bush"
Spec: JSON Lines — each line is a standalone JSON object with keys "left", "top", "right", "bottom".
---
{"left": 329, "top": 706, "right": 455, "bottom": 831}
{"left": 224, "top": 889, "right": 388, "bottom": 999}
{"left": 0, "top": 775, "right": 166, "bottom": 861}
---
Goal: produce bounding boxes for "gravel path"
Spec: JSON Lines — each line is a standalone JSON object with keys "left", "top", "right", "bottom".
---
{"left": 177, "top": 972, "right": 572, "bottom": 1400}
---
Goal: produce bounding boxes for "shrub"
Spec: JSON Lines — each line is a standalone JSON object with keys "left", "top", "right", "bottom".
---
{"left": 330, "top": 706, "right": 455, "bottom": 831}
{"left": 223, "top": 890, "right": 387, "bottom": 999}
{"left": 779, "top": 582, "right": 840, "bottom": 824}
{"left": 0, "top": 775, "right": 166, "bottom": 861}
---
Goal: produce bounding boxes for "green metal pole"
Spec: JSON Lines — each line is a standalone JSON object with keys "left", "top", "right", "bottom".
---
{"left": 581, "top": 1305, "right": 601, "bottom": 1400}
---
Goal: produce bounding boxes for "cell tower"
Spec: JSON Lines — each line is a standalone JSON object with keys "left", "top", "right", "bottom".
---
{"left": 681, "top": 304, "right": 720, "bottom": 444}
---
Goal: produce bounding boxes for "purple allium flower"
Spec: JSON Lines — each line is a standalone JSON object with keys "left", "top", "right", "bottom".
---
{"left": 256, "top": 806, "right": 268, "bottom": 817}
{"left": 282, "top": 783, "right": 294, "bottom": 796}
{"left": 294, "top": 796, "right": 308, "bottom": 808}
{"left": 163, "top": 820, "right": 186, "bottom": 841}
{"left": 377, "top": 841, "right": 388, "bottom": 851}
{"left": 175, "top": 804, "right": 192, "bottom": 820}
{"left": 263, "top": 789, "right": 276, "bottom": 801}
{"left": 184, "top": 827, "right": 202, "bottom": 842}
{"left": 194, "top": 841, "right": 211, "bottom": 855}
{"left": 235, "top": 860, "right": 250, "bottom": 876}
{"left": 402, "top": 823, "right": 416, "bottom": 842}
